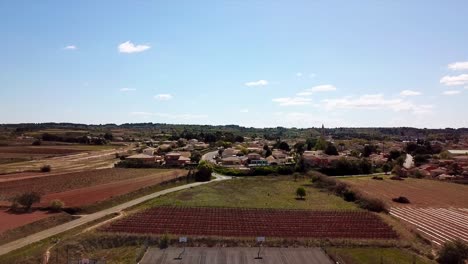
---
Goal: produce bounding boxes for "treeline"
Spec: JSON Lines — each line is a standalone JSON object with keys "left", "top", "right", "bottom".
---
{"left": 2, "top": 123, "right": 467, "bottom": 141}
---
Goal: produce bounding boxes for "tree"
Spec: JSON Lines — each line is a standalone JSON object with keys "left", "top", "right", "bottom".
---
{"left": 49, "top": 199, "right": 64, "bottom": 212}
{"left": 305, "top": 138, "right": 317, "bottom": 151}
{"left": 437, "top": 240, "right": 468, "bottom": 264}
{"left": 40, "top": 165, "right": 51, "bottom": 173}
{"left": 294, "top": 142, "right": 306, "bottom": 155}
{"left": 392, "top": 165, "right": 405, "bottom": 177}
{"left": 103, "top": 132, "right": 113, "bottom": 141}
{"left": 324, "top": 143, "right": 339, "bottom": 155}
{"left": 278, "top": 141, "right": 290, "bottom": 151}
{"left": 388, "top": 150, "right": 402, "bottom": 161}
{"left": 190, "top": 151, "right": 202, "bottom": 163}
{"left": 382, "top": 163, "right": 392, "bottom": 175}
{"left": 314, "top": 137, "right": 327, "bottom": 151}
{"left": 195, "top": 160, "right": 213, "bottom": 182}
{"left": 14, "top": 192, "right": 41, "bottom": 212}
{"left": 234, "top": 135, "right": 244, "bottom": 143}
{"left": 296, "top": 187, "right": 306, "bottom": 200}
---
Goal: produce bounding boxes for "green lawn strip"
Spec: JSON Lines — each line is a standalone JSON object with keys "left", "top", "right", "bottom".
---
{"left": 137, "top": 176, "right": 359, "bottom": 211}
{"left": 326, "top": 247, "right": 435, "bottom": 264}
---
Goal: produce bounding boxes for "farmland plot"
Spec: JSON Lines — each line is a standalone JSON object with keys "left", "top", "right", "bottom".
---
{"left": 390, "top": 207, "right": 468, "bottom": 246}
{"left": 103, "top": 207, "right": 398, "bottom": 240}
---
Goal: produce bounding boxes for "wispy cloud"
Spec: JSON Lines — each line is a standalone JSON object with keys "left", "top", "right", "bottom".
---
{"left": 272, "top": 97, "right": 312, "bottom": 106}
{"left": 296, "top": 84, "right": 337, "bottom": 96}
{"left": 63, "top": 45, "right": 77, "bottom": 50}
{"left": 154, "top": 94, "right": 173, "bottom": 101}
{"left": 322, "top": 94, "right": 432, "bottom": 114}
{"left": 120, "top": 88, "right": 136, "bottom": 92}
{"left": 440, "top": 74, "right": 468, "bottom": 86}
{"left": 448, "top": 61, "right": 468, "bottom": 71}
{"left": 240, "top": 109, "right": 249, "bottom": 113}
{"left": 118, "top": 41, "right": 150, "bottom": 53}
{"left": 442, "top": 90, "right": 462, "bottom": 95}
{"left": 296, "top": 72, "right": 303, "bottom": 77}
{"left": 245, "top": 80, "right": 268, "bottom": 87}
{"left": 310, "top": 84, "right": 336, "bottom": 92}
{"left": 399, "top": 90, "right": 421, "bottom": 97}
{"left": 130, "top": 112, "right": 207, "bottom": 120}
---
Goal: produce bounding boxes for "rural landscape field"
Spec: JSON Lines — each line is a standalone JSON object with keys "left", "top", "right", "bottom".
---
{"left": 2, "top": 1, "right": 468, "bottom": 263}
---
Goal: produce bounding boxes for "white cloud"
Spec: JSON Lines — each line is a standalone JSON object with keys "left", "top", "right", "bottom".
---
{"left": 322, "top": 94, "right": 432, "bottom": 114}
{"left": 120, "top": 88, "right": 136, "bottom": 92}
{"left": 118, "top": 41, "right": 151, "bottom": 53}
{"left": 440, "top": 74, "right": 468, "bottom": 86}
{"left": 296, "top": 84, "right": 337, "bottom": 96}
{"left": 245, "top": 80, "right": 268, "bottom": 87}
{"left": 296, "top": 72, "right": 303, "bottom": 77}
{"left": 240, "top": 109, "right": 249, "bottom": 113}
{"left": 310, "top": 84, "right": 337, "bottom": 92}
{"left": 296, "top": 91, "right": 314, "bottom": 96}
{"left": 272, "top": 97, "right": 312, "bottom": 106}
{"left": 442, "top": 90, "right": 462, "bottom": 95}
{"left": 399, "top": 90, "right": 421, "bottom": 97}
{"left": 448, "top": 61, "right": 468, "bottom": 71}
{"left": 64, "top": 45, "right": 77, "bottom": 50}
{"left": 130, "top": 112, "right": 207, "bottom": 120}
{"left": 154, "top": 94, "right": 173, "bottom": 101}
{"left": 309, "top": 73, "right": 316, "bottom": 78}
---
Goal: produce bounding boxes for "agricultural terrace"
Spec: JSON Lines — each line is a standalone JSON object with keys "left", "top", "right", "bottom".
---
{"left": 0, "top": 168, "right": 187, "bottom": 208}
{"left": 340, "top": 176, "right": 468, "bottom": 208}
{"left": 139, "top": 176, "right": 359, "bottom": 211}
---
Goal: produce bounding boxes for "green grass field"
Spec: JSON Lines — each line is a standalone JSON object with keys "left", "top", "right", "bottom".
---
{"left": 327, "top": 247, "right": 434, "bottom": 264}
{"left": 139, "top": 176, "right": 359, "bottom": 211}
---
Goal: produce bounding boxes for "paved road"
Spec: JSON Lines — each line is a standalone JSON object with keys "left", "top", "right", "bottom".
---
{"left": 201, "top": 150, "right": 218, "bottom": 164}
{"left": 0, "top": 173, "right": 230, "bottom": 256}
{"left": 140, "top": 247, "right": 333, "bottom": 264}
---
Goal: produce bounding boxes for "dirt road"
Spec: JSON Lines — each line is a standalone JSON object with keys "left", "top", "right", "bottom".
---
{"left": 0, "top": 173, "right": 230, "bottom": 256}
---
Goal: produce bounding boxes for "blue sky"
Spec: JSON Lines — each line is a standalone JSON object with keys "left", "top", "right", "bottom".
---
{"left": 1, "top": 1, "right": 468, "bottom": 128}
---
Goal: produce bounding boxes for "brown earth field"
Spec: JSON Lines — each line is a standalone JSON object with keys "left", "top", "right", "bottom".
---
{"left": 341, "top": 176, "right": 468, "bottom": 208}
{"left": 0, "top": 209, "right": 59, "bottom": 233}
{"left": 0, "top": 168, "right": 187, "bottom": 207}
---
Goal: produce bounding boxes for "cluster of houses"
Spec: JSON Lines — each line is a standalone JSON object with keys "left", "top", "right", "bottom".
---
{"left": 125, "top": 147, "right": 193, "bottom": 166}
{"left": 122, "top": 138, "right": 210, "bottom": 167}
{"left": 218, "top": 148, "right": 294, "bottom": 167}
{"left": 410, "top": 149, "right": 468, "bottom": 180}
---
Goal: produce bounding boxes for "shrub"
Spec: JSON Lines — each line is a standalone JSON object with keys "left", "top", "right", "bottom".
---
{"left": 32, "top": 139, "right": 41, "bottom": 146}
{"left": 49, "top": 199, "right": 65, "bottom": 212}
{"left": 392, "top": 196, "right": 410, "bottom": 204}
{"left": 195, "top": 160, "right": 213, "bottom": 182}
{"left": 159, "top": 234, "right": 170, "bottom": 249}
{"left": 372, "top": 176, "right": 384, "bottom": 180}
{"left": 357, "top": 196, "right": 387, "bottom": 212}
{"left": 390, "top": 176, "right": 404, "bottom": 181}
{"left": 333, "top": 182, "right": 348, "bottom": 196}
{"left": 296, "top": 187, "right": 306, "bottom": 199}
{"left": 14, "top": 192, "right": 41, "bottom": 212}
{"left": 343, "top": 189, "right": 357, "bottom": 202}
{"left": 437, "top": 240, "right": 468, "bottom": 264}
{"left": 40, "top": 165, "right": 51, "bottom": 173}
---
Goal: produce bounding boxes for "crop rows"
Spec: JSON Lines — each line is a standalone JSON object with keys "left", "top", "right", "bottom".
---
{"left": 390, "top": 207, "right": 468, "bottom": 246}
{"left": 103, "top": 207, "right": 398, "bottom": 239}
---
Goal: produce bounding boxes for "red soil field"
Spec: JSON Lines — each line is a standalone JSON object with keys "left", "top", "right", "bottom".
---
{"left": 103, "top": 207, "right": 398, "bottom": 240}
{"left": 0, "top": 146, "right": 85, "bottom": 155}
{"left": 342, "top": 177, "right": 468, "bottom": 208}
{"left": 38, "top": 170, "right": 186, "bottom": 207}
{"left": 0, "top": 168, "right": 186, "bottom": 201}
{"left": 0, "top": 209, "right": 56, "bottom": 234}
